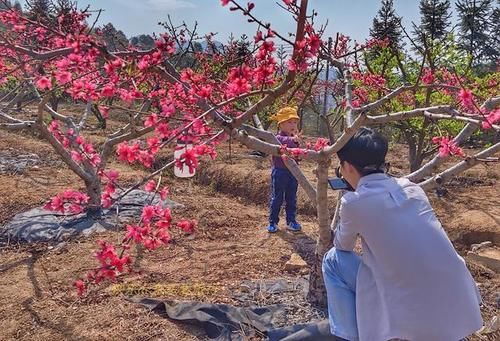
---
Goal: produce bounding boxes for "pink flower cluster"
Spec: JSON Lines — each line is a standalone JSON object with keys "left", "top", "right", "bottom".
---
{"left": 48, "top": 120, "right": 101, "bottom": 167}
{"left": 432, "top": 136, "right": 465, "bottom": 158}
{"left": 482, "top": 108, "right": 500, "bottom": 130}
{"left": 116, "top": 138, "right": 161, "bottom": 169}
{"left": 175, "top": 144, "right": 218, "bottom": 174}
{"left": 44, "top": 190, "right": 90, "bottom": 214}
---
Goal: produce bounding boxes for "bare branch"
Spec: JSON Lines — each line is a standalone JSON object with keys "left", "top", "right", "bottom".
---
{"left": 357, "top": 84, "right": 461, "bottom": 115}
{"left": 419, "top": 142, "right": 500, "bottom": 190}
{"left": 344, "top": 70, "right": 354, "bottom": 126}
{"left": 8, "top": 45, "right": 74, "bottom": 60}
{"left": 77, "top": 101, "right": 93, "bottom": 132}
{"left": 366, "top": 105, "right": 451, "bottom": 124}
{"left": 324, "top": 113, "right": 367, "bottom": 155}
{"left": 423, "top": 111, "right": 500, "bottom": 130}
{"left": 0, "top": 121, "right": 35, "bottom": 130}
{"left": 408, "top": 96, "right": 500, "bottom": 182}
{"left": 36, "top": 97, "right": 92, "bottom": 181}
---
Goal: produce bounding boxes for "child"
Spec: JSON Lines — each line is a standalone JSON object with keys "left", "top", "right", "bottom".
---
{"left": 266, "top": 106, "right": 302, "bottom": 233}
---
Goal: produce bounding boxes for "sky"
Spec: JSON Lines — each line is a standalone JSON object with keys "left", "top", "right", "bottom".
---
{"left": 18, "top": 0, "right": 460, "bottom": 43}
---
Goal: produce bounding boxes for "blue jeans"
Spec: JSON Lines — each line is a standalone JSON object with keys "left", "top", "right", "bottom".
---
{"left": 322, "top": 247, "right": 361, "bottom": 341}
{"left": 269, "top": 167, "right": 298, "bottom": 224}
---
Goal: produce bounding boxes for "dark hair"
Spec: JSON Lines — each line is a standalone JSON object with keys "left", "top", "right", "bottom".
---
{"left": 337, "top": 127, "right": 388, "bottom": 176}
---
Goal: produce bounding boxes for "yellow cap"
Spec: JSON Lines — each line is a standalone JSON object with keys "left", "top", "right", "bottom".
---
{"left": 270, "top": 106, "right": 300, "bottom": 124}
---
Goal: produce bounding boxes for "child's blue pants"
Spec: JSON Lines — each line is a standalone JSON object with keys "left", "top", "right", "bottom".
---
{"left": 269, "top": 167, "right": 298, "bottom": 224}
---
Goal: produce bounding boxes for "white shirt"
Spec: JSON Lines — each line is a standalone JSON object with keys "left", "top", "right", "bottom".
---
{"left": 334, "top": 173, "right": 482, "bottom": 341}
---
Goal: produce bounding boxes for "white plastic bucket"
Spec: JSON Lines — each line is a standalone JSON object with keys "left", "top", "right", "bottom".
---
{"left": 174, "top": 141, "right": 195, "bottom": 178}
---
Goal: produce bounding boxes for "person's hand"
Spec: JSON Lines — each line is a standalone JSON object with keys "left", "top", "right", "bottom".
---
{"left": 292, "top": 131, "right": 303, "bottom": 145}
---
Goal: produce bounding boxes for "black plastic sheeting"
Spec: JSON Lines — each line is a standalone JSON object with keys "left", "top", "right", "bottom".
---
{"left": 1, "top": 190, "right": 183, "bottom": 242}
{"left": 131, "top": 297, "right": 339, "bottom": 341}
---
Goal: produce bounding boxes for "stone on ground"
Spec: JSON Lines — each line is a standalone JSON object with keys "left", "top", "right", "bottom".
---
{"left": 284, "top": 253, "right": 308, "bottom": 273}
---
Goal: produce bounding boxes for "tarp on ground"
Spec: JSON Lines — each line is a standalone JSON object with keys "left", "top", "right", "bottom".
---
{"left": 132, "top": 297, "right": 337, "bottom": 341}
{"left": 1, "top": 190, "right": 183, "bottom": 243}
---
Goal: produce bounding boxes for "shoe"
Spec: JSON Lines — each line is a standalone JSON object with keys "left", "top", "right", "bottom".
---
{"left": 267, "top": 223, "right": 279, "bottom": 233}
{"left": 287, "top": 221, "right": 302, "bottom": 232}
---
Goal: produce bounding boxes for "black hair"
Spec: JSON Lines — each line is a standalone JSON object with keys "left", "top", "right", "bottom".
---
{"left": 337, "top": 127, "right": 388, "bottom": 176}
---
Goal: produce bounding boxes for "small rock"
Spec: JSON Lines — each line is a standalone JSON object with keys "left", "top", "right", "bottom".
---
{"left": 284, "top": 253, "right": 308, "bottom": 272}
{"left": 471, "top": 241, "right": 493, "bottom": 252}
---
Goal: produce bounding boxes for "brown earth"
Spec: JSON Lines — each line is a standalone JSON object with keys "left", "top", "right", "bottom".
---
{"left": 0, "top": 116, "right": 499, "bottom": 340}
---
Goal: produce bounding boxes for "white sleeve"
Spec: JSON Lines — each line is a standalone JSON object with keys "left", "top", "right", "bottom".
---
{"left": 333, "top": 199, "right": 358, "bottom": 251}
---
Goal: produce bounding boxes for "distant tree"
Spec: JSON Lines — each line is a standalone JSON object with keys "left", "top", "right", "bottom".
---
{"left": 24, "top": 0, "right": 52, "bottom": 21}
{"left": 13, "top": 1, "right": 22, "bottom": 11}
{"left": 415, "top": 0, "right": 452, "bottom": 41}
{"left": 412, "top": 0, "right": 452, "bottom": 70}
{"left": 130, "top": 34, "right": 156, "bottom": 50}
{"left": 485, "top": 2, "right": 499, "bottom": 63}
{"left": 53, "top": 0, "right": 74, "bottom": 14}
{"left": 456, "top": 0, "right": 496, "bottom": 65}
{"left": 0, "top": 0, "right": 23, "bottom": 11}
{"left": 101, "top": 23, "right": 129, "bottom": 52}
{"left": 0, "top": 1, "right": 10, "bottom": 10}
{"left": 370, "top": 0, "right": 403, "bottom": 49}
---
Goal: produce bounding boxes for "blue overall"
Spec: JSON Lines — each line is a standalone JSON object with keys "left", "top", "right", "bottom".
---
{"left": 269, "top": 131, "right": 299, "bottom": 225}
{"left": 269, "top": 167, "right": 298, "bottom": 225}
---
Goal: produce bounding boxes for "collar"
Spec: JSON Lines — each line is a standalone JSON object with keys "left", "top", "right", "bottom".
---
{"left": 357, "top": 172, "right": 389, "bottom": 187}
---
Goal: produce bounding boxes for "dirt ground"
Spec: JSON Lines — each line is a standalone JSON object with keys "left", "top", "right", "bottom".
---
{"left": 0, "top": 117, "right": 499, "bottom": 340}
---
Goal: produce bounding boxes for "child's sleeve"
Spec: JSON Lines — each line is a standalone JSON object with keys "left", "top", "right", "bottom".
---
{"left": 276, "top": 135, "right": 299, "bottom": 148}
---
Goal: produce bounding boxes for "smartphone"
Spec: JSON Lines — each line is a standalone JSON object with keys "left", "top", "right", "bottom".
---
{"left": 328, "top": 178, "right": 353, "bottom": 191}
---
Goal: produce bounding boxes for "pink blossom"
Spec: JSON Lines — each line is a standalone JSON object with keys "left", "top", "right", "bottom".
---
{"left": 155, "top": 123, "right": 170, "bottom": 138}
{"left": 161, "top": 103, "right": 176, "bottom": 117}
{"left": 71, "top": 151, "right": 83, "bottom": 163}
{"left": 36, "top": 77, "right": 52, "bottom": 90}
{"left": 458, "top": 89, "right": 474, "bottom": 110}
{"left": 141, "top": 205, "right": 157, "bottom": 223}
{"left": 74, "top": 280, "right": 86, "bottom": 296}
{"left": 313, "top": 138, "right": 330, "bottom": 151}
{"left": 144, "top": 180, "right": 157, "bottom": 192}
{"left": 144, "top": 113, "right": 159, "bottom": 127}
{"left": 55, "top": 71, "right": 72, "bottom": 85}
{"left": 104, "top": 170, "right": 119, "bottom": 182}
{"left": 421, "top": 68, "right": 434, "bottom": 85}
{"left": 177, "top": 219, "right": 196, "bottom": 234}
{"left": 482, "top": 108, "right": 500, "bottom": 130}
{"left": 432, "top": 136, "right": 465, "bottom": 157}
{"left": 159, "top": 187, "right": 169, "bottom": 200}
{"left": 147, "top": 137, "right": 161, "bottom": 154}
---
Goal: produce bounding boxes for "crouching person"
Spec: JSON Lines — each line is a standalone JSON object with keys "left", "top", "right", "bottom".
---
{"left": 322, "top": 127, "right": 482, "bottom": 341}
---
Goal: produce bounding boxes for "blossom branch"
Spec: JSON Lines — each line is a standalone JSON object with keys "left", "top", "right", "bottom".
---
{"left": 408, "top": 96, "right": 500, "bottom": 181}
{"left": 419, "top": 142, "right": 500, "bottom": 190}
{"left": 36, "top": 96, "right": 92, "bottom": 181}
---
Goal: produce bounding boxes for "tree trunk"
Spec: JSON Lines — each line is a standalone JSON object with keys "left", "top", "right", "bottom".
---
{"left": 404, "top": 130, "right": 423, "bottom": 173}
{"left": 92, "top": 104, "right": 107, "bottom": 129}
{"left": 49, "top": 94, "right": 59, "bottom": 112}
{"left": 307, "top": 158, "right": 332, "bottom": 306}
{"left": 84, "top": 178, "right": 103, "bottom": 219}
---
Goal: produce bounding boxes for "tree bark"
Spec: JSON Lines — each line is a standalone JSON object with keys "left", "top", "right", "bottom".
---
{"left": 307, "top": 157, "right": 332, "bottom": 306}
{"left": 84, "top": 177, "right": 103, "bottom": 219}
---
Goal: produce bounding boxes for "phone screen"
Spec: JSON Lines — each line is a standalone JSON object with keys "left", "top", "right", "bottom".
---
{"left": 328, "top": 178, "right": 350, "bottom": 190}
